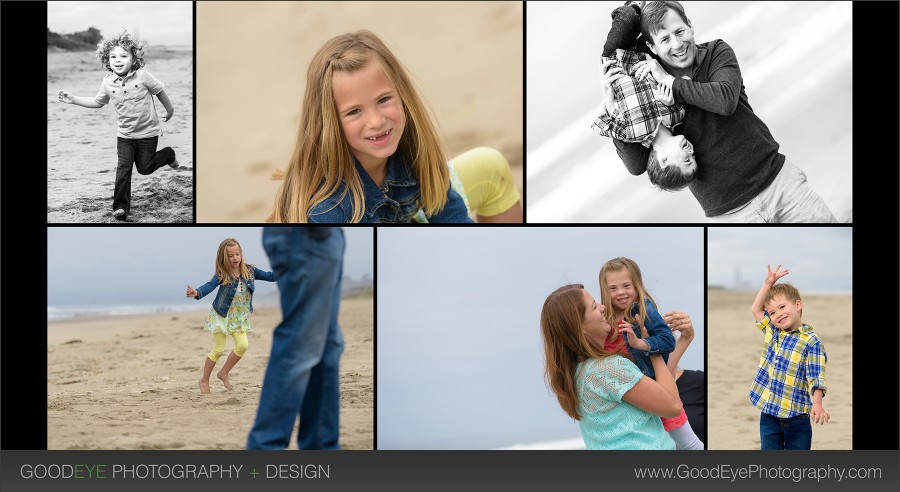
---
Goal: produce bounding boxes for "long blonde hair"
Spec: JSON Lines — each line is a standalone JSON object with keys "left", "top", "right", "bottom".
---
{"left": 214, "top": 238, "right": 252, "bottom": 285}
{"left": 540, "top": 284, "right": 617, "bottom": 420}
{"left": 268, "top": 30, "right": 449, "bottom": 223}
{"left": 598, "top": 257, "right": 658, "bottom": 343}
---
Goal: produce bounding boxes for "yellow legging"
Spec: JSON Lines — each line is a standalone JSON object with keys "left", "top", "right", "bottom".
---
{"left": 448, "top": 147, "right": 520, "bottom": 217}
{"left": 207, "top": 331, "right": 249, "bottom": 362}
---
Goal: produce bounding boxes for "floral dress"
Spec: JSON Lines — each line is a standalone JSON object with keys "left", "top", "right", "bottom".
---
{"left": 204, "top": 280, "right": 252, "bottom": 334}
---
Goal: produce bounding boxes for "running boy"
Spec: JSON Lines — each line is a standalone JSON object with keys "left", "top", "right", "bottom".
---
{"left": 58, "top": 30, "right": 179, "bottom": 221}
{"left": 749, "top": 264, "right": 829, "bottom": 450}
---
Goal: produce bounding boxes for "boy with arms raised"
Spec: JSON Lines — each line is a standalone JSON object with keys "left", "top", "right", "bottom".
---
{"left": 750, "top": 264, "right": 829, "bottom": 450}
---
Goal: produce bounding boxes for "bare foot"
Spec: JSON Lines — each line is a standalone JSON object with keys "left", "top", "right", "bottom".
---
{"left": 217, "top": 371, "right": 234, "bottom": 390}
{"left": 199, "top": 380, "right": 210, "bottom": 394}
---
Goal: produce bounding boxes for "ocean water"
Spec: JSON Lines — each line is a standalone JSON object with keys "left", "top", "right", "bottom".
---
{"left": 48, "top": 303, "right": 204, "bottom": 321}
{"left": 47, "top": 300, "right": 278, "bottom": 322}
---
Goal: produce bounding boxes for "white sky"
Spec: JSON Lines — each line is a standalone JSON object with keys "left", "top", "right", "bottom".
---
{"left": 376, "top": 227, "right": 706, "bottom": 449}
{"left": 48, "top": 1, "right": 193, "bottom": 46}
{"left": 48, "top": 227, "right": 372, "bottom": 306}
{"left": 708, "top": 227, "right": 852, "bottom": 292}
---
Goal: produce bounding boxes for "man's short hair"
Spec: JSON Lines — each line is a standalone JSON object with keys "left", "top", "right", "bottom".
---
{"left": 640, "top": 1, "right": 692, "bottom": 45}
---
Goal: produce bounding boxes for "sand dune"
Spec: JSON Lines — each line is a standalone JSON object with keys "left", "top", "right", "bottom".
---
{"left": 708, "top": 289, "right": 852, "bottom": 450}
{"left": 48, "top": 298, "right": 373, "bottom": 450}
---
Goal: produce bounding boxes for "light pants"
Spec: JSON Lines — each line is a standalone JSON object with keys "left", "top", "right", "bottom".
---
{"left": 709, "top": 160, "right": 837, "bottom": 223}
{"left": 449, "top": 147, "right": 521, "bottom": 217}
{"left": 207, "top": 331, "right": 249, "bottom": 362}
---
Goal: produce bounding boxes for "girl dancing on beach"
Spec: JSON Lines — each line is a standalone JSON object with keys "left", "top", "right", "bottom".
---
{"left": 57, "top": 30, "right": 180, "bottom": 222}
{"left": 598, "top": 257, "right": 703, "bottom": 449}
{"left": 268, "top": 30, "right": 522, "bottom": 223}
{"left": 186, "top": 238, "right": 275, "bottom": 394}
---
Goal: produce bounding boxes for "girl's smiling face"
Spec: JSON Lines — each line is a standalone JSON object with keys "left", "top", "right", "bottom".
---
{"left": 225, "top": 244, "right": 242, "bottom": 272}
{"left": 605, "top": 269, "right": 637, "bottom": 314}
{"left": 109, "top": 46, "right": 134, "bottom": 76}
{"left": 332, "top": 60, "right": 406, "bottom": 170}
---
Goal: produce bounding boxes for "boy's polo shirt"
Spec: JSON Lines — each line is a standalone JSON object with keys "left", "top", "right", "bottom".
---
{"left": 749, "top": 313, "right": 827, "bottom": 418}
{"left": 95, "top": 68, "right": 164, "bottom": 139}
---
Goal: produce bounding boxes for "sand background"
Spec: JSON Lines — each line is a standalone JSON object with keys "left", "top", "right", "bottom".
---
{"left": 48, "top": 297, "right": 373, "bottom": 450}
{"left": 47, "top": 47, "right": 194, "bottom": 223}
{"left": 196, "top": 1, "right": 523, "bottom": 222}
{"left": 708, "top": 289, "right": 852, "bottom": 450}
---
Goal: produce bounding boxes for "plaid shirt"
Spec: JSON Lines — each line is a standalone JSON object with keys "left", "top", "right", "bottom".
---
{"left": 749, "top": 313, "right": 827, "bottom": 418}
{"left": 591, "top": 49, "right": 685, "bottom": 147}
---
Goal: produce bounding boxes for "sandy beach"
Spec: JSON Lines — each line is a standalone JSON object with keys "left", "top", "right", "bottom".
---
{"left": 47, "top": 47, "right": 194, "bottom": 223}
{"left": 48, "top": 297, "right": 373, "bottom": 450}
{"left": 195, "top": 1, "right": 523, "bottom": 222}
{"left": 708, "top": 289, "right": 852, "bottom": 450}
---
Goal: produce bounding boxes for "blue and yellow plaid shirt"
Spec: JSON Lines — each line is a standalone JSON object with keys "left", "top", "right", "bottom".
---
{"left": 749, "top": 313, "right": 827, "bottom": 418}
{"left": 591, "top": 49, "right": 685, "bottom": 148}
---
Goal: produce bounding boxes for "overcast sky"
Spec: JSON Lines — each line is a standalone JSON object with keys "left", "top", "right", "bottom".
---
{"left": 376, "top": 227, "right": 705, "bottom": 449}
{"left": 48, "top": 1, "right": 192, "bottom": 46}
{"left": 48, "top": 227, "right": 372, "bottom": 307}
{"left": 708, "top": 227, "right": 852, "bottom": 292}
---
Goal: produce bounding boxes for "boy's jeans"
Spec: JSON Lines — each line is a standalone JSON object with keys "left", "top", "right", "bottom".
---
{"left": 247, "top": 227, "right": 345, "bottom": 450}
{"left": 709, "top": 160, "right": 838, "bottom": 223}
{"left": 114, "top": 137, "right": 175, "bottom": 216}
{"left": 760, "top": 412, "right": 812, "bottom": 450}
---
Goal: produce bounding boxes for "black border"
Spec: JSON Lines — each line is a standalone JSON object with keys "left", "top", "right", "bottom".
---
{"left": 0, "top": 0, "right": 898, "bottom": 490}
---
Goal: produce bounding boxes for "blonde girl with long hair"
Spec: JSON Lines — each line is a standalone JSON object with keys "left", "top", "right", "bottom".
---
{"left": 268, "top": 30, "right": 522, "bottom": 223}
{"left": 186, "top": 238, "right": 276, "bottom": 394}
{"left": 540, "top": 283, "right": 682, "bottom": 449}
{"left": 598, "top": 257, "right": 703, "bottom": 449}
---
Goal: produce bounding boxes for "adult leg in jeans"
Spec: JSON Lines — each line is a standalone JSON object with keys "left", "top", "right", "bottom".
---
{"left": 247, "top": 227, "right": 345, "bottom": 450}
{"left": 133, "top": 136, "right": 176, "bottom": 176}
{"left": 114, "top": 138, "right": 136, "bottom": 216}
{"left": 297, "top": 259, "right": 344, "bottom": 449}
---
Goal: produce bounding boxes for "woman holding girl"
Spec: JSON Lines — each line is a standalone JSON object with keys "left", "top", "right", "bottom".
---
{"left": 541, "top": 284, "right": 680, "bottom": 449}
{"left": 540, "top": 258, "right": 700, "bottom": 449}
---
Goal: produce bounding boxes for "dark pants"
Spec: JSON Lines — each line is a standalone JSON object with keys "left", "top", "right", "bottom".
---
{"left": 760, "top": 412, "right": 812, "bottom": 450}
{"left": 602, "top": 3, "right": 653, "bottom": 58}
{"left": 247, "top": 227, "right": 346, "bottom": 450}
{"left": 114, "top": 136, "right": 175, "bottom": 216}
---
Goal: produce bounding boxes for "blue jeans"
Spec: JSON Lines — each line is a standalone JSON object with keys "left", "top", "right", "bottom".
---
{"left": 760, "top": 412, "right": 812, "bottom": 450}
{"left": 247, "top": 227, "right": 345, "bottom": 450}
{"left": 115, "top": 137, "right": 175, "bottom": 216}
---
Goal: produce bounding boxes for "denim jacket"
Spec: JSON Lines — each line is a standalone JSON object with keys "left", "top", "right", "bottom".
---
{"left": 308, "top": 153, "right": 473, "bottom": 223}
{"left": 622, "top": 298, "right": 676, "bottom": 379}
{"left": 193, "top": 266, "right": 276, "bottom": 318}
